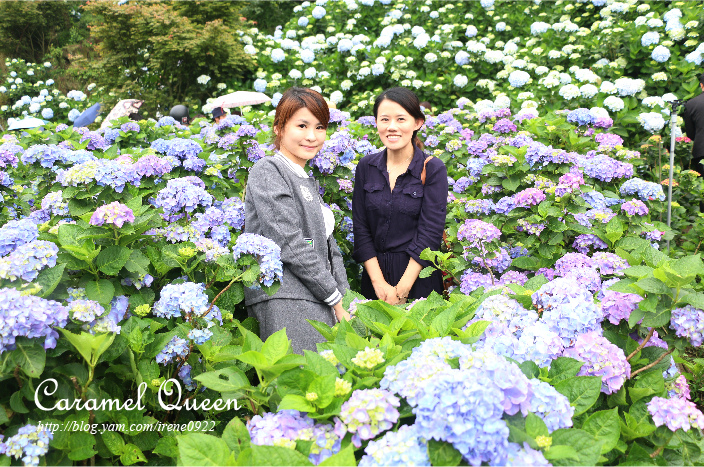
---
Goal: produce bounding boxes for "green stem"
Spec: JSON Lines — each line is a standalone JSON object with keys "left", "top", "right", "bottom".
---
{"left": 82, "top": 365, "right": 95, "bottom": 400}
{"left": 112, "top": 225, "right": 121, "bottom": 245}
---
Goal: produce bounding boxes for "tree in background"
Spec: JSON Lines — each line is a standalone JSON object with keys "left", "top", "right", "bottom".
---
{"left": 0, "top": 2, "right": 78, "bottom": 64}
{"left": 80, "top": 1, "right": 256, "bottom": 116}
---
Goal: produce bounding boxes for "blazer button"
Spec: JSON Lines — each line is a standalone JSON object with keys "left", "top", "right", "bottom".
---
{"left": 413, "top": 191, "right": 417, "bottom": 196}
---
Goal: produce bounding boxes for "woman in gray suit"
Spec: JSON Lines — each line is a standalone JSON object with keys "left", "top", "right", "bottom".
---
{"left": 244, "top": 87, "right": 350, "bottom": 354}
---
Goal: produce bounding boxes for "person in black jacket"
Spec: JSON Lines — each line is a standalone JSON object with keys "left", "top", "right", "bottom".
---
{"left": 352, "top": 87, "right": 448, "bottom": 305}
{"left": 683, "top": 72, "right": 704, "bottom": 172}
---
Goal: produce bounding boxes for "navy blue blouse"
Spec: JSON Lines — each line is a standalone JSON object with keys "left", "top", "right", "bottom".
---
{"left": 352, "top": 145, "right": 448, "bottom": 269}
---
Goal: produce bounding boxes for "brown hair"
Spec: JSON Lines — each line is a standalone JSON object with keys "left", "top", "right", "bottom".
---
{"left": 273, "top": 87, "right": 330, "bottom": 150}
{"left": 373, "top": 87, "right": 425, "bottom": 150}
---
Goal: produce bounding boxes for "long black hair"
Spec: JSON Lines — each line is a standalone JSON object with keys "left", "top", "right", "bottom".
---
{"left": 373, "top": 87, "right": 425, "bottom": 149}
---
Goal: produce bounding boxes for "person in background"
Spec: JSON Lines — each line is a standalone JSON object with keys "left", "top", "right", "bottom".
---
{"left": 212, "top": 106, "right": 227, "bottom": 124}
{"left": 169, "top": 105, "right": 189, "bottom": 125}
{"left": 244, "top": 87, "right": 350, "bottom": 354}
{"left": 683, "top": 72, "right": 704, "bottom": 172}
{"left": 352, "top": 87, "right": 448, "bottom": 305}
{"left": 419, "top": 101, "right": 433, "bottom": 116}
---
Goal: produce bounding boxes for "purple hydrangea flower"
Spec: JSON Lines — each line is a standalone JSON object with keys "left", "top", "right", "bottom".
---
{"left": 600, "top": 290, "right": 643, "bottom": 325}
{"left": 573, "top": 234, "right": 608, "bottom": 254}
{"left": 493, "top": 118, "right": 517, "bottom": 133}
{"left": 621, "top": 199, "right": 648, "bottom": 216}
{"left": 591, "top": 252, "right": 628, "bottom": 276}
{"left": 89, "top": 201, "right": 135, "bottom": 228}
{"left": 0, "top": 218, "right": 38, "bottom": 256}
{"left": 334, "top": 389, "right": 400, "bottom": 447}
{"left": 647, "top": 396, "right": 704, "bottom": 432}
{"left": 248, "top": 410, "right": 342, "bottom": 465}
{"left": 563, "top": 331, "right": 630, "bottom": 394}
{"left": 513, "top": 188, "right": 546, "bottom": 208}
{"left": 533, "top": 278, "right": 603, "bottom": 345}
{"left": 566, "top": 108, "right": 595, "bottom": 126}
{"left": 620, "top": 178, "right": 666, "bottom": 202}
{"left": 153, "top": 282, "right": 211, "bottom": 319}
{"left": 460, "top": 270, "right": 493, "bottom": 294}
{"left": 457, "top": 219, "right": 501, "bottom": 248}
{"left": 670, "top": 305, "right": 704, "bottom": 347}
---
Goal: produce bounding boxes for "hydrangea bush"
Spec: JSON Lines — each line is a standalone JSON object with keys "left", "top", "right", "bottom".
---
{"left": 1, "top": 0, "right": 703, "bottom": 464}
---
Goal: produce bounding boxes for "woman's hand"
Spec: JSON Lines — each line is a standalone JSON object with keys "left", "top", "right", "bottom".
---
{"left": 333, "top": 302, "right": 351, "bottom": 322}
{"left": 372, "top": 279, "right": 398, "bottom": 304}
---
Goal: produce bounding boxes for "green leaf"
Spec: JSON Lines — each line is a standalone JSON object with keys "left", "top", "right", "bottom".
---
{"left": 671, "top": 255, "right": 704, "bottom": 277}
{"left": 308, "top": 374, "right": 336, "bottom": 409}
{"left": 583, "top": 408, "right": 620, "bottom": 454}
{"left": 12, "top": 341, "right": 46, "bottom": 378}
{"left": 319, "top": 444, "right": 356, "bottom": 466}
{"left": 525, "top": 413, "right": 549, "bottom": 438}
{"left": 153, "top": 436, "right": 179, "bottom": 459}
{"left": 85, "top": 279, "right": 115, "bottom": 306}
{"left": 548, "top": 357, "right": 584, "bottom": 384}
{"left": 629, "top": 371, "right": 664, "bottom": 404}
{"left": 623, "top": 265, "right": 654, "bottom": 279}
{"left": 101, "top": 431, "right": 126, "bottom": 456}
{"left": 278, "top": 394, "right": 316, "bottom": 413}
{"left": 248, "top": 445, "right": 313, "bottom": 466}
{"left": 419, "top": 266, "right": 436, "bottom": 279}
{"left": 124, "top": 250, "right": 150, "bottom": 276}
{"left": 554, "top": 376, "right": 601, "bottom": 416}
{"left": 427, "top": 439, "right": 462, "bottom": 467}
{"left": 177, "top": 433, "right": 230, "bottom": 466}
{"left": 641, "top": 307, "right": 671, "bottom": 328}
{"left": 58, "top": 329, "right": 116, "bottom": 366}
{"left": 222, "top": 417, "right": 250, "bottom": 459}
{"left": 635, "top": 277, "right": 670, "bottom": 294}
{"left": 194, "top": 367, "right": 250, "bottom": 393}
{"left": 679, "top": 291, "right": 704, "bottom": 310}
{"left": 35, "top": 264, "right": 66, "bottom": 298}
{"left": 261, "top": 329, "right": 291, "bottom": 363}
{"left": 96, "top": 246, "right": 131, "bottom": 276}
{"left": 543, "top": 445, "right": 579, "bottom": 462}
{"left": 551, "top": 429, "right": 602, "bottom": 466}
{"left": 236, "top": 350, "right": 269, "bottom": 368}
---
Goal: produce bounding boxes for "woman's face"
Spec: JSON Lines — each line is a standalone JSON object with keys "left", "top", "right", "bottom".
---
{"left": 375, "top": 99, "right": 424, "bottom": 153}
{"left": 275, "top": 107, "right": 327, "bottom": 167}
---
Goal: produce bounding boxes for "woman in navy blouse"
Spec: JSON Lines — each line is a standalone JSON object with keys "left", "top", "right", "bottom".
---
{"left": 352, "top": 87, "right": 448, "bottom": 304}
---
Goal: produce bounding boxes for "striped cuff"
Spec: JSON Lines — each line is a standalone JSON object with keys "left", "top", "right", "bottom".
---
{"left": 324, "top": 289, "right": 342, "bottom": 306}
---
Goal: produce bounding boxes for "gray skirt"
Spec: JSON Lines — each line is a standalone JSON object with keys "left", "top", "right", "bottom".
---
{"left": 247, "top": 299, "right": 337, "bottom": 355}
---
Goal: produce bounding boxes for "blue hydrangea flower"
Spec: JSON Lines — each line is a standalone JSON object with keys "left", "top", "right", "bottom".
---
{"left": 0, "top": 288, "right": 68, "bottom": 353}
{"left": 529, "top": 379, "right": 574, "bottom": 431}
{"left": 0, "top": 424, "right": 53, "bottom": 466}
{"left": 156, "top": 336, "right": 190, "bottom": 365}
{"left": 0, "top": 218, "right": 38, "bottom": 256}
{"left": 359, "top": 424, "right": 429, "bottom": 466}
{"left": 533, "top": 278, "right": 603, "bottom": 345}
{"left": 232, "top": 233, "right": 284, "bottom": 288}
{"left": 153, "top": 282, "right": 210, "bottom": 319}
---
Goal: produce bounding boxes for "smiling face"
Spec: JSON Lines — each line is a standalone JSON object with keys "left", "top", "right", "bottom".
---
{"left": 274, "top": 107, "right": 327, "bottom": 167}
{"left": 375, "top": 99, "right": 424, "bottom": 155}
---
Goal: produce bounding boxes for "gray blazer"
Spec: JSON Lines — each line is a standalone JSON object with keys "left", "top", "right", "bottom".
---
{"left": 244, "top": 154, "right": 349, "bottom": 307}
